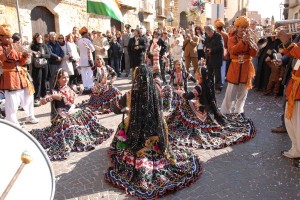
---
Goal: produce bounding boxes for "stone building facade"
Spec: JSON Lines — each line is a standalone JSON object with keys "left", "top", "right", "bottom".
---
{"left": 0, "top": 0, "right": 158, "bottom": 43}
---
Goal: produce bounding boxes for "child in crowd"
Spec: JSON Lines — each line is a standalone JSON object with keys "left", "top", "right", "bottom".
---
{"left": 170, "top": 38, "right": 183, "bottom": 62}
{"left": 264, "top": 48, "right": 285, "bottom": 98}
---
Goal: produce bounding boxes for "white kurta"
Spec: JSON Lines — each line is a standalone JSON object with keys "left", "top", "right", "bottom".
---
{"left": 5, "top": 88, "right": 34, "bottom": 125}
{"left": 78, "top": 38, "right": 95, "bottom": 89}
{"left": 284, "top": 101, "right": 300, "bottom": 158}
{"left": 220, "top": 83, "right": 248, "bottom": 114}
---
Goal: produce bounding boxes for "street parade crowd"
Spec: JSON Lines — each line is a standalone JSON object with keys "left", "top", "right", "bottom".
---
{"left": 1, "top": 14, "right": 300, "bottom": 199}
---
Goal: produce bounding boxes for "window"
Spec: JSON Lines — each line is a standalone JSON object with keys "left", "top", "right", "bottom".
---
{"left": 224, "top": 0, "right": 227, "bottom": 7}
{"left": 295, "top": 12, "right": 299, "bottom": 19}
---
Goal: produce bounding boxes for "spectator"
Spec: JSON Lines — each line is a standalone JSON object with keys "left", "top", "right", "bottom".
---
{"left": 31, "top": 33, "right": 51, "bottom": 107}
{"left": 77, "top": 26, "right": 95, "bottom": 90}
{"left": 204, "top": 25, "right": 224, "bottom": 93}
{"left": 47, "top": 32, "right": 64, "bottom": 89}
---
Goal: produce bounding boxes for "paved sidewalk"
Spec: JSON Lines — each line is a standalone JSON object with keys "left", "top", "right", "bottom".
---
{"left": 19, "top": 77, "right": 300, "bottom": 200}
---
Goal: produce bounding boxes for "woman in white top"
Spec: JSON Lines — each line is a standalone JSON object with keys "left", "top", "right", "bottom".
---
{"left": 195, "top": 26, "right": 205, "bottom": 60}
{"left": 66, "top": 34, "right": 80, "bottom": 86}
{"left": 57, "top": 34, "right": 74, "bottom": 77}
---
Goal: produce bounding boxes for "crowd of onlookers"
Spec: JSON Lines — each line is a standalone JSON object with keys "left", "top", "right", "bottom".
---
{"left": 0, "top": 19, "right": 292, "bottom": 134}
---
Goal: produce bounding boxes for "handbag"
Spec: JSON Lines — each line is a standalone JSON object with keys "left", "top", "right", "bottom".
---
{"left": 33, "top": 57, "right": 48, "bottom": 68}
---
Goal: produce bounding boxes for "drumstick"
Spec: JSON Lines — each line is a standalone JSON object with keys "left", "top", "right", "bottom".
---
{"left": 0, "top": 151, "right": 32, "bottom": 200}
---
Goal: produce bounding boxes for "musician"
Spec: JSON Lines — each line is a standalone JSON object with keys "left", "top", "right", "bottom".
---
{"left": 0, "top": 24, "right": 38, "bottom": 125}
{"left": 220, "top": 16, "right": 257, "bottom": 115}
{"left": 277, "top": 28, "right": 300, "bottom": 167}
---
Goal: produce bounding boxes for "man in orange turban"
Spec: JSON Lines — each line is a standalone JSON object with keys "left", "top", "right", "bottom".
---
{"left": 0, "top": 24, "right": 39, "bottom": 125}
{"left": 277, "top": 27, "right": 300, "bottom": 167}
{"left": 214, "top": 18, "right": 229, "bottom": 88}
{"left": 0, "top": 24, "right": 13, "bottom": 38}
{"left": 78, "top": 26, "right": 95, "bottom": 91}
{"left": 220, "top": 16, "right": 257, "bottom": 117}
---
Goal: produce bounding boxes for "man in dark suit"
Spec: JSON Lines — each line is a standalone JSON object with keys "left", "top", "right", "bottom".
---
{"left": 204, "top": 25, "right": 224, "bottom": 93}
{"left": 128, "top": 28, "right": 147, "bottom": 72}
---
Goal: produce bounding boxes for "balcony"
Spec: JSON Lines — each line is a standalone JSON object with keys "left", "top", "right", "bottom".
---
{"left": 156, "top": 6, "right": 167, "bottom": 19}
{"left": 118, "top": 0, "right": 138, "bottom": 10}
{"left": 139, "top": 0, "right": 154, "bottom": 15}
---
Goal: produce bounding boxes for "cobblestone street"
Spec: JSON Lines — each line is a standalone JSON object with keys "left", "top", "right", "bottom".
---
{"left": 20, "top": 76, "right": 300, "bottom": 200}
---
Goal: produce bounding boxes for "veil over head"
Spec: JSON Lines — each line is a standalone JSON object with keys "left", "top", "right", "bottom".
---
{"left": 126, "top": 64, "right": 168, "bottom": 153}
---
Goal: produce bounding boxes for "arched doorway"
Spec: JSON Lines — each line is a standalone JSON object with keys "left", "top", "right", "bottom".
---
{"left": 180, "top": 12, "right": 188, "bottom": 30}
{"left": 31, "top": 6, "right": 55, "bottom": 36}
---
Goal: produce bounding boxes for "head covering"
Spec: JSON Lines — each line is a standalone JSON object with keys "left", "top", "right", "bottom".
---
{"left": 125, "top": 24, "right": 131, "bottom": 29}
{"left": 0, "top": 24, "right": 12, "bottom": 37}
{"left": 234, "top": 16, "right": 250, "bottom": 27}
{"left": 127, "top": 64, "right": 168, "bottom": 153}
{"left": 79, "top": 26, "right": 88, "bottom": 35}
{"left": 214, "top": 18, "right": 225, "bottom": 28}
{"left": 12, "top": 33, "right": 21, "bottom": 42}
{"left": 188, "top": 21, "right": 195, "bottom": 25}
{"left": 197, "top": 65, "right": 227, "bottom": 124}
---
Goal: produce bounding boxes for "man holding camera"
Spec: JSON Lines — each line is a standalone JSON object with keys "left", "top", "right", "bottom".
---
{"left": 183, "top": 29, "right": 199, "bottom": 74}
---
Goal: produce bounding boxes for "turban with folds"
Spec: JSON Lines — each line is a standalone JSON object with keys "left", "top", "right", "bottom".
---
{"left": 0, "top": 24, "right": 12, "bottom": 37}
{"left": 79, "top": 26, "right": 88, "bottom": 35}
{"left": 214, "top": 18, "right": 225, "bottom": 28}
{"left": 234, "top": 16, "right": 250, "bottom": 27}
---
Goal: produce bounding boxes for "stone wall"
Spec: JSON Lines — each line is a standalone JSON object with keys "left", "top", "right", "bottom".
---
{"left": 0, "top": 0, "right": 144, "bottom": 43}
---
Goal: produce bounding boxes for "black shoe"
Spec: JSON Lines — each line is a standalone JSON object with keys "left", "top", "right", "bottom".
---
{"left": 84, "top": 145, "right": 95, "bottom": 152}
{"left": 294, "top": 159, "right": 300, "bottom": 168}
{"left": 125, "top": 74, "right": 129, "bottom": 77}
{"left": 34, "top": 99, "right": 40, "bottom": 107}
{"left": 215, "top": 89, "right": 221, "bottom": 94}
{"left": 271, "top": 126, "right": 287, "bottom": 133}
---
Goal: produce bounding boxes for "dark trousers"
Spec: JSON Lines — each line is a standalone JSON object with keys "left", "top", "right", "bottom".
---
{"left": 159, "top": 57, "right": 166, "bottom": 83}
{"left": 111, "top": 57, "right": 121, "bottom": 76}
{"left": 197, "top": 49, "right": 205, "bottom": 60}
{"left": 208, "top": 65, "right": 222, "bottom": 90}
{"left": 130, "top": 54, "right": 144, "bottom": 70}
{"left": 32, "top": 65, "right": 48, "bottom": 100}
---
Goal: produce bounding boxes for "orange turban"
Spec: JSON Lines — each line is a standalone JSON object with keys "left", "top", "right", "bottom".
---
{"left": 214, "top": 18, "right": 225, "bottom": 28}
{"left": 79, "top": 26, "right": 88, "bottom": 35}
{"left": 0, "top": 24, "right": 12, "bottom": 37}
{"left": 234, "top": 16, "right": 250, "bottom": 27}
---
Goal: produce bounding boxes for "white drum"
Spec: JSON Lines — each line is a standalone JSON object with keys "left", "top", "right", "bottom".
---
{"left": 0, "top": 119, "right": 55, "bottom": 200}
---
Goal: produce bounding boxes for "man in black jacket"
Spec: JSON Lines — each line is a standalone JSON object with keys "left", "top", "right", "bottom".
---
{"left": 128, "top": 28, "right": 147, "bottom": 71}
{"left": 204, "top": 25, "right": 224, "bottom": 93}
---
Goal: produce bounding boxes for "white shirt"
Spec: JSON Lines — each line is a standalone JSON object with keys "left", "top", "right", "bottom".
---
{"left": 78, "top": 38, "right": 95, "bottom": 66}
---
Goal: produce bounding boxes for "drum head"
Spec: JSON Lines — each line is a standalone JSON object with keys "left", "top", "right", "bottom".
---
{"left": 0, "top": 119, "right": 55, "bottom": 200}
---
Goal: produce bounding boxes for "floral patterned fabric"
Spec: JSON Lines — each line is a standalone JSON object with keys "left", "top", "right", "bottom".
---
{"left": 78, "top": 85, "right": 122, "bottom": 113}
{"left": 166, "top": 99, "right": 256, "bottom": 149}
{"left": 30, "top": 108, "right": 113, "bottom": 160}
{"left": 105, "top": 125, "right": 202, "bottom": 200}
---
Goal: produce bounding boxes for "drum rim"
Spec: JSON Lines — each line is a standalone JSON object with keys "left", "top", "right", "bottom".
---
{"left": 0, "top": 119, "right": 55, "bottom": 200}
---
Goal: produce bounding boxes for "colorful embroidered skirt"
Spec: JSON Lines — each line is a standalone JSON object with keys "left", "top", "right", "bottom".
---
{"left": 105, "top": 126, "right": 202, "bottom": 199}
{"left": 166, "top": 100, "right": 256, "bottom": 149}
{"left": 161, "top": 85, "right": 183, "bottom": 112}
{"left": 30, "top": 108, "right": 114, "bottom": 160}
{"left": 78, "top": 86, "right": 122, "bottom": 113}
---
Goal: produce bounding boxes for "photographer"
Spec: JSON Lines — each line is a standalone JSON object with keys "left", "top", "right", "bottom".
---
{"left": 183, "top": 29, "right": 199, "bottom": 74}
